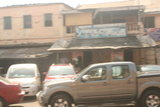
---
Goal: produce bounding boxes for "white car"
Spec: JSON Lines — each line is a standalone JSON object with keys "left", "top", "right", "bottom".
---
{"left": 6, "top": 63, "right": 41, "bottom": 96}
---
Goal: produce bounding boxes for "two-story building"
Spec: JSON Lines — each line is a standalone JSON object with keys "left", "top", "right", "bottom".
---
{"left": 0, "top": 3, "right": 73, "bottom": 73}
{"left": 141, "top": 0, "right": 160, "bottom": 64}
{"left": 49, "top": 1, "right": 146, "bottom": 69}
{"left": 49, "top": 0, "right": 160, "bottom": 69}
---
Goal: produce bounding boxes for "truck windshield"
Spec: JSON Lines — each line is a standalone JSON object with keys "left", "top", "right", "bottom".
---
{"left": 8, "top": 68, "right": 35, "bottom": 78}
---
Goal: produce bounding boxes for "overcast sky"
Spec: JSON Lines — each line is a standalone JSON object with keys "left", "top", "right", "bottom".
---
{"left": 0, "top": 0, "right": 124, "bottom": 8}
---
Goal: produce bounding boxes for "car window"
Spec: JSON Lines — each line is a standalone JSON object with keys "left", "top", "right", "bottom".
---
{"left": 85, "top": 66, "right": 106, "bottom": 81}
{"left": 8, "top": 68, "right": 35, "bottom": 78}
{"left": 47, "top": 65, "right": 75, "bottom": 76}
{"left": 112, "top": 65, "right": 130, "bottom": 79}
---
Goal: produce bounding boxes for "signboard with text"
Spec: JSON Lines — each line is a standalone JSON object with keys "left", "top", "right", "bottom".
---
{"left": 76, "top": 23, "right": 127, "bottom": 39}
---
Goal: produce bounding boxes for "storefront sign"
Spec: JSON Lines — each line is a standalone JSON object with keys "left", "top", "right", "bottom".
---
{"left": 76, "top": 23, "right": 127, "bottom": 38}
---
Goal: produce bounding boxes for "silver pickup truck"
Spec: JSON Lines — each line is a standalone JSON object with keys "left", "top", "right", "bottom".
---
{"left": 37, "top": 62, "right": 160, "bottom": 107}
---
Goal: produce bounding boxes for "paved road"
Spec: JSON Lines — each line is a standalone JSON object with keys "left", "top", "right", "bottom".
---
{"left": 10, "top": 96, "right": 135, "bottom": 107}
{"left": 10, "top": 96, "right": 38, "bottom": 107}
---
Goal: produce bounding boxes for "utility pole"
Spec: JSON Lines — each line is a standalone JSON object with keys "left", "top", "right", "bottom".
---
{"left": 137, "top": 0, "right": 143, "bottom": 36}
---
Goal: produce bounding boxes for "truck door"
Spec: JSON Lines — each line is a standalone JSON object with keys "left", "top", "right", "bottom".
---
{"left": 77, "top": 66, "right": 111, "bottom": 103}
{"left": 109, "top": 64, "right": 137, "bottom": 101}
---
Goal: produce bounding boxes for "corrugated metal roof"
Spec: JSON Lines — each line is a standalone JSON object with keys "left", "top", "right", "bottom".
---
{"left": 48, "top": 36, "right": 143, "bottom": 51}
{"left": 77, "top": 1, "right": 135, "bottom": 9}
{"left": 62, "top": 5, "right": 144, "bottom": 15}
{"left": 0, "top": 3, "right": 73, "bottom": 9}
{"left": 0, "top": 46, "right": 51, "bottom": 59}
{"left": 96, "top": 5, "right": 144, "bottom": 12}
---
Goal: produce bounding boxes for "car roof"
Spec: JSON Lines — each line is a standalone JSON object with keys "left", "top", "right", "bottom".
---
{"left": 89, "top": 61, "right": 134, "bottom": 67}
{"left": 140, "top": 65, "right": 160, "bottom": 67}
{"left": 9, "top": 63, "right": 37, "bottom": 68}
{"left": 50, "top": 64, "right": 73, "bottom": 67}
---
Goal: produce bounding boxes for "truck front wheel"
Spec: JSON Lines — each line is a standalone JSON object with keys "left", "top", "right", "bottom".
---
{"left": 141, "top": 90, "right": 160, "bottom": 107}
{"left": 50, "top": 94, "right": 73, "bottom": 107}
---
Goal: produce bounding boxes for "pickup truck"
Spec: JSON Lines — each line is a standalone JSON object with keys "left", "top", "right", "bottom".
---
{"left": 37, "top": 62, "right": 160, "bottom": 107}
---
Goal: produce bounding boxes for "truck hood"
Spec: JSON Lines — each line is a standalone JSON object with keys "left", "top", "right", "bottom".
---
{"left": 44, "top": 79, "right": 76, "bottom": 87}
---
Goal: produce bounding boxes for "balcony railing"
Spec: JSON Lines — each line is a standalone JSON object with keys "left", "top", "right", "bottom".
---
{"left": 127, "top": 22, "right": 142, "bottom": 34}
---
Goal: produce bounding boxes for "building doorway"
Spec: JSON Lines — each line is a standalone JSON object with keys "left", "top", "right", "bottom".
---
{"left": 124, "top": 49, "right": 133, "bottom": 61}
{"left": 83, "top": 51, "right": 92, "bottom": 67}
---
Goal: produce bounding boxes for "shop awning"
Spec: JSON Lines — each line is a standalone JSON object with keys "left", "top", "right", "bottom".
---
{"left": 0, "top": 46, "right": 51, "bottom": 59}
{"left": 48, "top": 36, "right": 143, "bottom": 51}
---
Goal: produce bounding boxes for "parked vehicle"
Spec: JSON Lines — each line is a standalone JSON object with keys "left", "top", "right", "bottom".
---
{"left": 44, "top": 64, "right": 76, "bottom": 83}
{"left": 37, "top": 61, "right": 160, "bottom": 107}
{"left": 0, "top": 76, "right": 24, "bottom": 107}
{"left": 6, "top": 63, "right": 41, "bottom": 96}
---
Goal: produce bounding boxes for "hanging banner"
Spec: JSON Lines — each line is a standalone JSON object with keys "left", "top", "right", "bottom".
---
{"left": 76, "top": 23, "right": 127, "bottom": 39}
{"left": 144, "top": 28, "right": 160, "bottom": 41}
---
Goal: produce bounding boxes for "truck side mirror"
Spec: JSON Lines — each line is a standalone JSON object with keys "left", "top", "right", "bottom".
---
{"left": 82, "top": 75, "right": 90, "bottom": 82}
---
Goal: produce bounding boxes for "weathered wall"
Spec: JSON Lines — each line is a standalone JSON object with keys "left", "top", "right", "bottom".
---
{"left": 132, "top": 49, "right": 141, "bottom": 65}
{"left": 155, "top": 15, "right": 160, "bottom": 28}
{"left": 0, "top": 4, "right": 72, "bottom": 45}
{"left": 92, "top": 50, "right": 110, "bottom": 63}
{"left": 64, "top": 13, "right": 92, "bottom": 26}
{"left": 144, "top": 48, "right": 156, "bottom": 64}
{"left": 156, "top": 47, "right": 160, "bottom": 64}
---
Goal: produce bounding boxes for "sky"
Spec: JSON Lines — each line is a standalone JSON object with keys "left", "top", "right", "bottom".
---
{"left": 0, "top": 0, "right": 124, "bottom": 8}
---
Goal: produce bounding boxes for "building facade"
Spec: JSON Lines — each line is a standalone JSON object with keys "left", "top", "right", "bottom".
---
{"left": 1, "top": 0, "right": 160, "bottom": 73}
{"left": 0, "top": 3, "right": 73, "bottom": 74}
{"left": 49, "top": 0, "right": 160, "bottom": 69}
{"left": 0, "top": 3, "right": 72, "bottom": 45}
{"left": 49, "top": 4, "right": 144, "bottom": 68}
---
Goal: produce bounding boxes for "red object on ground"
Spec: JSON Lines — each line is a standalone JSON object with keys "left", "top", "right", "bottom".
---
{"left": 0, "top": 77, "right": 24, "bottom": 105}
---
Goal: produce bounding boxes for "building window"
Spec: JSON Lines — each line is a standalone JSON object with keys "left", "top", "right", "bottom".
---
{"left": 144, "top": 16, "right": 155, "bottom": 28}
{"left": 4, "top": 16, "right": 12, "bottom": 30}
{"left": 66, "top": 26, "right": 76, "bottom": 33}
{"left": 44, "top": 13, "right": 53, "bottom": 27}
{"left": 23, "top": 15, "right": 32, "bottom": 29}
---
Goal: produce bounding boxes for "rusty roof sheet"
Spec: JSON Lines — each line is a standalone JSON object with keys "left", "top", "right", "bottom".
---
{"left": 0, "top": 46, "right": 51, "bottom": 59}
{"left": 48, "top": 36, "right": 143, "bottom": 51}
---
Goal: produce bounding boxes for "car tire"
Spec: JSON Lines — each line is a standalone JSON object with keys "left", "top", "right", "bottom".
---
{"left": 141, "top": 90, "right": 160, "bottom": 107}
{"left": 0, "top": 97, "right": 8, "bottom": 107}
{"left": 50, "top": 94, "right": 73, "bottom": 107}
